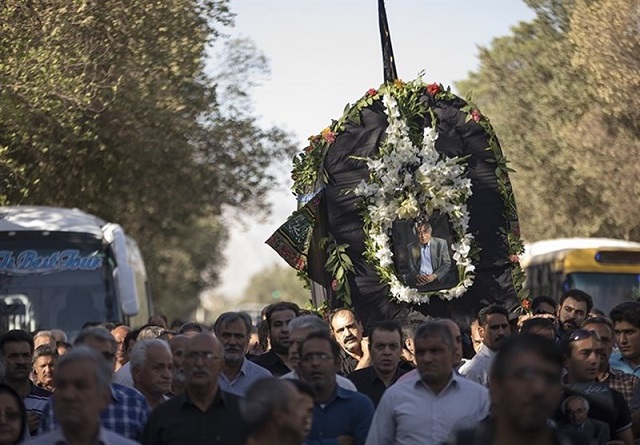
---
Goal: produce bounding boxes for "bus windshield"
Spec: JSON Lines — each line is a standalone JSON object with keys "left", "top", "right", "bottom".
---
{"left": 566, "top": 273, "right": 640, "bottom": 314}
{"left": 0, "top": 234, "right": 119, "bottom": 338}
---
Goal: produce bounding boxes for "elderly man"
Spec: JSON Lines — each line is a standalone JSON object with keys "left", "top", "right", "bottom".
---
{"left": 142, "top": 333, "right": 247, "bottom": 445}
{"left": 24, "top": 346, "right": 138, "bottom": 445}
{"left": 558, "top": 395, "right": 609, "bottom": 444}
{"left": 130, "top": 339, "right": 173, "bottom": 409}
{"left": 114, "top": 325, "right": 169, "bottom": 388}
{"left": 240, "top": 378, "right": 308, "bottom": 445}
{"left": 32, "top": 345, "right": 57, "bottom": 392}
{"left": 348, "top": 320, "right": 408, "bottom": 407}
{"left": 298, "top": 331, "right": 374, "bottom": 445}
{"left": 366, "top": 321, "right": 490, "bottom": 445}
{"left": 40, "top": 327, "right": 151, "bottom": 441}
{"left": 213, "top": 312, "right": 272, "bottom": 396}
{"left": 405, "top": 221, "right": 452, "bottom": 290}
{"left": 251, "top": 302, "right": 300, "bottom": 377}
{"left": 459, "top": 305, "right": 511, "bottom": 386}
{"left": 329, "top": 308, "right": 370, "bottom": 375}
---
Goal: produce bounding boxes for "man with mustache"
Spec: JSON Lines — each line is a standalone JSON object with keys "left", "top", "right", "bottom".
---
{"left": 32, "top": 345, "right": 57, "bottom": 392}
{"left": 556, "top": 289, "right": 593, "bottom": 341}
{"left": 330, "top": 308, "right": 370, "bottom": 375}
{"left": 213, "top": 312, "right": 271, "bottom": 396}
{"left": 0, "top": 330, "right": 51, "bottom": 436}
{"left": 459, "top": 305, "right": 511, "bottom": 386}
{"left": 142, "top": 333, "right": 247, "bottom": 445}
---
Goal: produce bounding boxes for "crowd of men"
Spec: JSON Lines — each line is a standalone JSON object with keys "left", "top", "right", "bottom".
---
{"left": 1, "top": 289, "right": 640, "bottom": 444}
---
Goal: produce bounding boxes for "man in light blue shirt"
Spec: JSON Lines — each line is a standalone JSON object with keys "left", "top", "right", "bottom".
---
{"left": 214, "top": 312, "right": 272, "bottom": 396}
{"left": 609, "top": 302, "right": 640, "bottom": 378}
{"left": 366, "top": 321, "right": 490, "bottom": 445}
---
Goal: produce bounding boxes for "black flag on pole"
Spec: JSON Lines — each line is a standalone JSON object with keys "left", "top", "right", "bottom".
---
{"left": 378, "top": 0, "right": 398, "bottom": 82}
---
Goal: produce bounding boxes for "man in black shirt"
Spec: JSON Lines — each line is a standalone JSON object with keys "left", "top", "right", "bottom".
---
{"left": 142, "top": 333, "right": 247, "bottom": 445}
{"left": 555, "top": 329, "right": 633, "bottom": 445}
{"left": 348, "top": 320, "right": 407, "bottom": 407}
{"left": 251, "top": 302, "right": 299, "bottom": 377}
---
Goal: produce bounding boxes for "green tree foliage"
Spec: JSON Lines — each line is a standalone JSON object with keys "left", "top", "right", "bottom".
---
{"left": 456, "top": 0, "right": 640, "bottom": 241}
{"left": 240, "top": 264, "right": 311, "bottom": 309}
{"left": 0, "top": 1, "right": 296, "bottom": 318}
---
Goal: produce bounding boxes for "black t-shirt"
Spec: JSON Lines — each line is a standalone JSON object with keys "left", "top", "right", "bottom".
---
{"left": 249, "top": 350, "right": 291, "bottom": 377}
{"left": 555, "top": 382, "right": 632, "bottom": 439}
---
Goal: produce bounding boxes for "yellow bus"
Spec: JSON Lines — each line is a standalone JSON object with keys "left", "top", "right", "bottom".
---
{"left": 521, "top": 238, "right": 640, "bottom": 314}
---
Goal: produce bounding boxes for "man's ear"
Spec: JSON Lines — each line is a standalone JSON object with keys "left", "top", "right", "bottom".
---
{"left": 405, "top": 338, "right": 414, "bottom": 353}
{"left": 478, "top": 326, "right": 486, "bottom": 339}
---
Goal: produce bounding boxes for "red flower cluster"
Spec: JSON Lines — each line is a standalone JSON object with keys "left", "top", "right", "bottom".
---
{"left": 509, "top": 254, "right": 519, "bottom": 263}
{"left": 471, "top": 109, "right": 482, "bottom": 123}
{"left": 426, "top": 83, "right": 440, "bottom": 96}
{"left": 521, "top": 298, "right": 532, "bottom": 311}
{"left": 321, "top": 128, "right": 336, "bottom": 144}
{"left": 367, "top": 88, "right": 378, "bottom": 96}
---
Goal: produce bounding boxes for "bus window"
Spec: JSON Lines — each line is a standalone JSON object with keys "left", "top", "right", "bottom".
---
{"left": 566, "top": 273, "right": 640, "bottom": 314}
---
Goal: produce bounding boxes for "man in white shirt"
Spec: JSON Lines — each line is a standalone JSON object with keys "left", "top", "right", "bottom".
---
{"left": 366, "top": 321, "right": 490, "bottom": 445}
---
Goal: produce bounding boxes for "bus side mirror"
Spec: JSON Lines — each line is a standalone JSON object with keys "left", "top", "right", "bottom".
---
{"left": 103, "top": 224, "right": 140, "bottom": 316}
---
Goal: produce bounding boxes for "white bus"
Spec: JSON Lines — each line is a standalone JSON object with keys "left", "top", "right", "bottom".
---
{"left": 0, "top": 206, "right": 151, "bottom": 338}
{"left": 521, "top": 238, "right": 640, "bottom": 314}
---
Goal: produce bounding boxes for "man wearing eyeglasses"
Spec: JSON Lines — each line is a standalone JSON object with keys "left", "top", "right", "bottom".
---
{"left": 555, "top": 329, "right": 634, "bottom": 445}
{"left": 142, "top": 333, "right": 247, "bottom": 445}
{"left": 298, "top": 331, "right": 374, "bottom": 445}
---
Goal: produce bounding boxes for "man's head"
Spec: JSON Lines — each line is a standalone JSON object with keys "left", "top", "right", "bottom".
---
{"left": 298, "top": 331, "right": 340, "bottom": 394}
{"left": 436, "top": 319, "right": 463, "bottom": 367}
{"left": 289, "top": 379, "right": 315, "bottom": 438}
{"left": 369, "top": 321, "right": 403, "bottom": 376}
{"left": 213, "top": 312, "right": 252, "bottom": 364}
{"left": 177, "top": 322, "right": 205, "bottom": 338}
{"left": 561, "top": 329, "right": 602, "bottom": 383}
{"left": 183, "top": 333, "right": 223, "bottom": 392}
{"left": 557, "top": 290, "right": 593, "bottom": 333}
{"left": 610, "top": 302, "right": 640, "bottom": 364}
{"left": 74, "top": 327, "right": 117, "bottom": 370}
{"left": 489, "top": 334, "right": 563, "bottom": 432}
{"left": 582, "top": 316, "right": 615, "bottom": 361}
{"left": 53, "top": 346, "right": 112, "bottom": 431}
{"left": 123, "top": 328, "right": 139, "bottom": 363}
{"left": 240, "top": 378, "right": 307, "bottom": 444}
{"left": 265, "top": 302, "right": 300, "bottom": 355}
{"left": 329, "top": 308, "right": 363, "bottom": 357}
{"left": 33, "top": 331, "right": 56, "bottom": 350}
{"left": 130, "top": 339, "right": 173, "bottom": 399}
{"left": 400, "top": 315, "right": 427, "bottom": 363}
{"left": 0, "top": 330, "right": 34, "bottom": 383}
{"left": 168, "top": 335, "right": 188, "bottom": 388}
{"left": 32, "top": 345, "right": 57, "bottom": 391}
{"left": 531, "top": 296, "right": 557, "bottom": 317}
{"left": 288, "top": 315, "right": 331, "bottom": 369}
{"left": 520, "top": 317, "right": 556, "bottom": 340}
{"left": 562, "top": 395, "right": 589, "bottom": 426}
{"left": 477, "top": 305, "right": 511, "bottom": 351}
{"left": 470, "top": 319, "right": 483, "bottom": 353}
{"left": 415, "top": 222, "right": 433, "bottom": 246}
{"left": 110, "top": 325, "right": 131, "bottom": 370}
{"left": 413, "top": 321, "right": 455, "bottom": 387}
{"left": 137, "top": 325, "right": 169, "bottom": 341}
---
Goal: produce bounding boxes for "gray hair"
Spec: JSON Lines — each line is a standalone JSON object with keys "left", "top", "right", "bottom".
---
{"left": 240, "top": 378, "right": 295, "bottom": 434}
{"left": 34, "top": 330, "right": 55, "bottom": 346}
{"left": 33, "top": 345, "right": 58, "bottom": 364}
{"left": 288, "top": 315, "right": 329, "bottom": 335}
{"left": 213, "top": 312, "right": 253, "bottom": 336}
{"left": 561, "top": 395, "right": 589, "bottom": 415}
{"left": 74, "top": 327, "right": 117, "bottom": 352}
{"left": 414, "top": 321, "right": 454, "bottom": 349}
{"left": 129, "top": 339, "right": 171, "bottom": 371}
{"left": 50, "top": 329, "right": 68, "bottom": 343}
{"left": 137, "top": 325, "right": 169, "bottom": 341}
{"left": 56, "top": 345, "right": 112, "bottom": 391}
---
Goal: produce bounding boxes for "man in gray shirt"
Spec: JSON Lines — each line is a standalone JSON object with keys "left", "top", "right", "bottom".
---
{"left": 365, "top": 321, "right": 490, "bottom": 445}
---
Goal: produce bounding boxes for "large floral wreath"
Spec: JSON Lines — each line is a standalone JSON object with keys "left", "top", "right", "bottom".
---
{"left": 354, "top": 89, "right": 475, "bottom": 304}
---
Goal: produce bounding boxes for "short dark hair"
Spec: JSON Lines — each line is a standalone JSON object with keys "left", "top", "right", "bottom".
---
{"left": 123, "top": 328, "right": 140, "bottom": 352}
{"left": 531, "top": 296, "right": 557, "bottom": 313}
{"left": 177, "top": 322, "right": 205, "bottom": 336}
{"left": 240, "top": 378, "right": 298, "bottom": 434}
{"left": 610, "top": 302, "right": 640, "bottom": 330}
{"left": 520, "top": 317, "right": 555, "bottom": 335}
{"left": 214, "top": 312, "right": 253, "bottom": 337}
{"left": 559, "top": 289, "right": 593, "bottom": 314}
{"left": 477, "top": 305, "right": 509, "bottom": 326}
{"left": 369, "top": 320, "right": 403, "bottom": 349}
{"left": 414, "top": 321, "right": 454, "bottom": 349}
{"left": 298, "top": 330, "right": 341, "bottom": 360}
{"left": 265, "top": 302, "right": 300, "bottom": 330}
{"left": 0, "top": 330, "right": 34, "bottom": 354}
{"left": 582, "top": 316, "right": 614, "bottom": 337}
{"left": 491, "top": 334, "right": 563, "bottom": 382}
{"left": 401, "top": 314, "right": 427, "bottom": 348}
{"left": 289, "top": 378, "right": 315, "bottom": 399}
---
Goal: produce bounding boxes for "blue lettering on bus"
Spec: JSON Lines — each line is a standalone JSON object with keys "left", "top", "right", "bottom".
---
{"left": 0, "top": 250, "right": 103, "bottom": 274}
